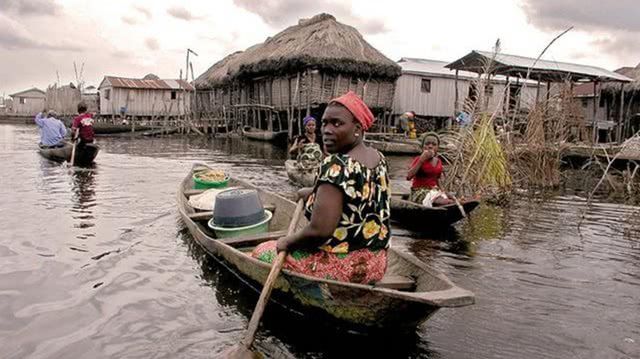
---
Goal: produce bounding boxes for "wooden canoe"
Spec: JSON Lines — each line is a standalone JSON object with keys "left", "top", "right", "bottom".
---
{"left": 284, "top": 160, "right": 317, "bottom": 187}
{"left": 177, "top": 166, "right": 474, "bottom": 331}
{"left": 38, "top": 142, "right": 99, "bottom": 165}
{"left": 390, "top": 196, "right": 480, "bottom": 228}
{"left": 93, "top": 123, "right": 152, "bottom": 134}
{"left": 242, "top": 126, "right": 288, "bottom": 146}
{"left": 365, "top": 139, "right": 421, "bottom": 155}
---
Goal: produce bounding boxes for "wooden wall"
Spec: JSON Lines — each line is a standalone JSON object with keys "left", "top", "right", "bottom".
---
{"left": 195, "top": 70, "right": 396, "bottom": 113}
{"left": 11, "top": 90, "right": 46, "bottom": 115}
{"left": 100, "top": 87, "right": 191, "bottom": 117}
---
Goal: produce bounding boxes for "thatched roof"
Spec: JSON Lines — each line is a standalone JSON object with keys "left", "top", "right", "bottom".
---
{"left": 193, "top": 51, "right": 245, "bottom": 89}
{"left": 602, "top": 63, "right": 640, "bottom": 93}
{"left": 194, "top": 13, "right": 400, "bottom": 89}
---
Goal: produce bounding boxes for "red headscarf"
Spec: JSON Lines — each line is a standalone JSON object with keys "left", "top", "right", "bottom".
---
{"left": 329, "top": 91, "right": 375, "bottom": 131}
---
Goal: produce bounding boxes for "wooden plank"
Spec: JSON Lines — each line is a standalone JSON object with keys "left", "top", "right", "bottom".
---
{"left": 375, "top": 275, "right": 415, "bottom": 290}
{"left": 219, "top": 230, "right": 288, "bottom": 248}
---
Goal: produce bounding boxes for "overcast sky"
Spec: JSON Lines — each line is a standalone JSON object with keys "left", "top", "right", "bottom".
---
{"left": 1, "top": 0, "right": 638, "bottom": 96}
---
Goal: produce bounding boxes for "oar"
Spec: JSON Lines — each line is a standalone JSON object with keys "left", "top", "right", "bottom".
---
{"left": 69, "top": 129, "right": 78, "bottom": 167}
{"left": 224, "top": 198, "right": 305, "bottom": 358}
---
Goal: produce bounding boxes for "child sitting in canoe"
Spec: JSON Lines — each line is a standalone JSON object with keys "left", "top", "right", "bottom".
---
{"left": 406, "top": 132, "right": 454, "bottom": 207}
{"left": 253, "top": 91, "right": 390, "bottom": 284}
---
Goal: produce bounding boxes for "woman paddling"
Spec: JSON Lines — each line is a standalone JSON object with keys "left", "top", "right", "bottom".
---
{"left": 406, "top": 132, "right": 454, "bottom": 207}
{"left": 253, "top": 91, "right": 391, "bottom": 284}
{"left": 289, "top": 115, "right": 325, "bottom": 171}
{"left": 288, "top": 115, "right": 323, "bottom": 157}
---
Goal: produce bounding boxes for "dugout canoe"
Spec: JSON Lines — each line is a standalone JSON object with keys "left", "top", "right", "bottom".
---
{"left": 38, "top": 142, "right": 99, "bottom": 166}
{"left": 242, "top": 126, "right": 289, "bottom": 146}
{"left": 364, "top": 139, "right": 421, "bottom": 155}
{"left": 93, "top": 123, "right": 152, "bottom": 134}
{"left": 390, "top": 196, "right": 480, "bottom": 228}
{"left": 177, "top": 165, "right": 474, "bottom": 331}
{"left": 284, "top": 159, "right": 317, "bottom": 187}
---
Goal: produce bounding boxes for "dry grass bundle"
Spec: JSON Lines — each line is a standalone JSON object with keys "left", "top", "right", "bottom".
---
{"left": 442, "top": 41, "right": 512, "bottom": 201}
{"left": 510, "top": 82, "right": 585, "bottom": 187}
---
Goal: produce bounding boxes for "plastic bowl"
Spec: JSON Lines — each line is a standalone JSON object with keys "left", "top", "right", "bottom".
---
{"left": 212, "top": 189, "right": 265, "bottom": 227}
{"left": 208, "top": 210, "right": 272, "bottom": 239}
{"left": 193, "top": 173, "right": 229, "bottom": 189}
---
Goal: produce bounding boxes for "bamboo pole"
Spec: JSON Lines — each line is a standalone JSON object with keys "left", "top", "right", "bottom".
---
{"left": 454, "top": 70, "right": 459, "bottom": 118}
{"left": 619, "top": 83, "right": 625, "bottom": 142}
{"left": 592, "top": 81, "right": 598, "bottom": 143}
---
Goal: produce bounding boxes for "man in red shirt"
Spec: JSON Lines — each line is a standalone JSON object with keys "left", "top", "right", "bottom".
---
{"left": 72, "top": 102, "right": 95, "bottom": 146}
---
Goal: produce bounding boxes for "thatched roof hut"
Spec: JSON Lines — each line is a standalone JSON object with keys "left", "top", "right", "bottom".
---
{"left": 194, "top": 51, "right": 246, "bottom": 88}
{"left": 193, "top": 14, "right": 400, "bottom": 135}
{"left": 195, "top": 14, "right": 400, "bottom": 89}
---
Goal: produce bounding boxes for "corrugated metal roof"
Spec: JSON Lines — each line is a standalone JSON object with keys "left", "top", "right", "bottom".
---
{"left": 447, "top": 50, "right": 632, "bottom": 82}
{"left": 9, "top": 87, "right": 45, "bottom": 97}
{"left": 398, "top": 58, "right": 477, "bottom": 79}
{"left": 103, "top": 76, "right": 194, "bottom": 91}
{"left": 398, "top": 57, "right": 540, "bottom": 85}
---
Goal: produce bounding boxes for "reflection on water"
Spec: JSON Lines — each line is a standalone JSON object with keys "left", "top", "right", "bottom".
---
{"left": 0, "top": 123, "right": 639, "bottom": 359}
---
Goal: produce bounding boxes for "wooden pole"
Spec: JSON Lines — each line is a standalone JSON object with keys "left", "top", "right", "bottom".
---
{"left": 546, "top": 81, "right": 551, "bottom": 102}
{"left": 592, "top": 81, "right": 598, "bottom": 143}
{"left": 619, "top": 83, "right": 625, "bottom": 142}
{"left": 454, "top": 69, "right": 459, "bottom": 118}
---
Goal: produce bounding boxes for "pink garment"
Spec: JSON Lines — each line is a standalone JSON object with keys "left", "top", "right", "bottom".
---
{"left": 252, "top": 240, "right": 387, "bottom": 284}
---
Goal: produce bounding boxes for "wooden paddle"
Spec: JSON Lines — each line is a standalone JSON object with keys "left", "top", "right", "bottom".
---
{"left": 224, "top": 198, "right": 305, "bottom": 358}
{"left": 69, "top": 129, "right": 78, "bottom": 167}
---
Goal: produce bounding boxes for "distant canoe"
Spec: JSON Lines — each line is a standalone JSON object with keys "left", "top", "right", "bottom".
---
{"left": 242, "top": 126, "right": 288, "bottom": 146}
{"left": 365, "top": 139, "right": 421, "bottom": 155}
{"left": 93, "top": 123, "right": 153, "bottom": 134}
{"left": 38, "top": 142, "right": 99, "bottom": 166}
{"left": 177, "top": 166, "right": 475, "bottom": 330}
{"left": 285, "top": 159, "right": 317, "bottom": 187}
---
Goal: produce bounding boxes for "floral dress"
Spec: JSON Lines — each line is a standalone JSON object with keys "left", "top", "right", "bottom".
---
{"left": 253, "top": 152, "right": 391, "bottom": 284}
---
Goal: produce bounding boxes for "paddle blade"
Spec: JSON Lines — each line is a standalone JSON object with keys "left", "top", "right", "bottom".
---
{"left": 219, "top": 345, "right": 263, "bottom": 359}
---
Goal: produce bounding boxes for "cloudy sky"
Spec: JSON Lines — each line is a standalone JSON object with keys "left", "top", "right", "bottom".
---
{"left": 1, "top": 0, "right": 638, "bottom": 96}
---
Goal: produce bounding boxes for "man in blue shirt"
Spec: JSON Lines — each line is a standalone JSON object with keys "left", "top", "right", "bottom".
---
{"left": 35, "top": 110, "right": 67, "bottom": 147}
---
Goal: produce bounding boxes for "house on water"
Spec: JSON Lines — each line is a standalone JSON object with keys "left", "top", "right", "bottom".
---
{"left": 447, "top": 50, "right": 631, "bottom": 142}
{"left": 9, "top": 88, "right": 46, "bottom": 115}
{"left": 193, "top": 13, "right": 401, "bottom": 137}
{"left": 597, "top": 63, "right": 640, "bottom": 141}
{"left": 393, "top": 57, "right": 541, "bottom": 130}
{"left": 98, "top": 74, "right": 193, "bottom": 121}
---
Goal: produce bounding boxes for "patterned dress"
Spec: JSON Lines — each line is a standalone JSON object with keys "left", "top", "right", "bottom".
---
{"left": 253, "top": 152, "right": 391, "bottom": 284}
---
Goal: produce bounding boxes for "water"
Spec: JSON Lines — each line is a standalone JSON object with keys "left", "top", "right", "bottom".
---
{"left": 1, "top": 123, "right": 639, "bottom": 358}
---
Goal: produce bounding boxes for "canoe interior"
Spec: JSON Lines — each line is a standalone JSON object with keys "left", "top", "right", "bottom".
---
{"left": 178, "top": 168, "right": 474, "bottom": 329}
{"left": 284, "top": 160, "right": 317, "bottom": 187}
{"left": 390, "top": 196, "right": 480, "bottom": 227}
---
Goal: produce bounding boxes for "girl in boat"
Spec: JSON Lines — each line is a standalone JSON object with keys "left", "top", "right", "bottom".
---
{"left": 253, "top": 91, "right": 391, "bottom": 284}
{"left": 406, "top": 132, "right": 454, "bottom": 207}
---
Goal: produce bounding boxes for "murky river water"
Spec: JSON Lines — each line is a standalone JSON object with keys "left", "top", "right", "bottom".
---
{"left": 1, "top": 123, "right": 639, "bottom": 358}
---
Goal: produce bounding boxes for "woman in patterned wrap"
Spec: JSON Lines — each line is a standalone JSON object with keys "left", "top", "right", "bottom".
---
{"left": 252, "top": 91, "right": 390, "bottom": 284}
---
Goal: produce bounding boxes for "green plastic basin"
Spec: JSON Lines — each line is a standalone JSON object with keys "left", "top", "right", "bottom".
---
{"left": 207, "top": 210, "right": 273, "bottom": 239}
{"left": 193, "top": 174, "right": 229, "bottom": 189}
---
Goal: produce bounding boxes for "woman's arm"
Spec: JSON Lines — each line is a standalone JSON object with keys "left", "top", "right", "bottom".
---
{"left": 288, "top": 138, "right": 299, "bottom": 155}
{"left": 277, "top": 183, "right": 343, "bottom": 252}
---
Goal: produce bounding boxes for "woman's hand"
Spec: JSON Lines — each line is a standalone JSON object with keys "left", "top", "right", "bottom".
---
{"left": 297, "top": 187, "right": 313, "bottom": 201}
{"left": 420, "top": 148, "right": 434, "bottom": 161}
{"left": 276, "top": 235, "right": 294, "bottom": 253}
